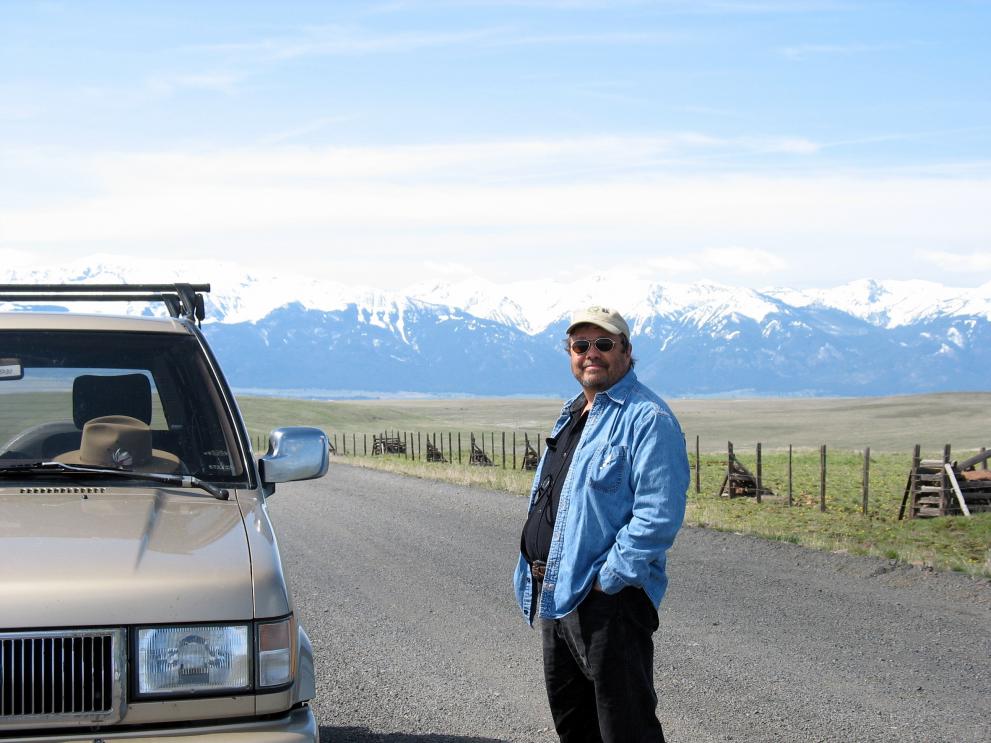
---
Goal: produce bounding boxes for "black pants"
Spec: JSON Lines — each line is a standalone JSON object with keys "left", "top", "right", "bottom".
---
{"left": 540, "top": 587, "right": 665, "bottom": 743}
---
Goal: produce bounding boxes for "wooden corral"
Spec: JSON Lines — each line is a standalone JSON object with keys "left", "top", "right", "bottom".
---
{"left": 521, "top": 433, "right": 540, "bottom": 471}
{"left": 901, "top": 445, "right": 991, "bottom": 518}
{"left": 469, "top": 433, "right": 493, "bottom": 467}
{"left": 718, "top": 441, "right": 774, "bottom": 500}
{"left": 372, "top": 433, "right": 406, "bottom": 455}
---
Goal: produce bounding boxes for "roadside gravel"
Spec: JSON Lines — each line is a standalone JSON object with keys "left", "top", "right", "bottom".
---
{"left": 270, "top": 463, "right": 990, "bottom": 743}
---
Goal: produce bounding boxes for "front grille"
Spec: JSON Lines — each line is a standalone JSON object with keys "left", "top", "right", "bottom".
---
{"left": 0, "top": 629, "right": 124, "bottom": 726}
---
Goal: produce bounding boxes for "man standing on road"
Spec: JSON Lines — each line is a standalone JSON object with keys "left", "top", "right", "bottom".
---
{"left": 514, "top": 306, "right": 689, "bottom": 743}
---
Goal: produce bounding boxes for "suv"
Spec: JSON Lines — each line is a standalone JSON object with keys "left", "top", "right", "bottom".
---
{"left": 0, "top": 284, "right": 326, "bottom": 742}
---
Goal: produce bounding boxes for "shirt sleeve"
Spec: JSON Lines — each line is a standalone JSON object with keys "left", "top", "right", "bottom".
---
{"left": 597, "top": 405, "right": 689, "bottom": 593}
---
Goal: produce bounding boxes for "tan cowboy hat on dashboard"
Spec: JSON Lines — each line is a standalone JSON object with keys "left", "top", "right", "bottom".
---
{"left": 56, "top": 415, "right": 180, "bottom": 473}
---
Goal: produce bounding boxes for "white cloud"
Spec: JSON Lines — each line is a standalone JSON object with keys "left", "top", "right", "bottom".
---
{"left": 258, "top": 116, "right": 357, "bottom": 145}
{"left": 0, "top": 249, "right": 35, "bottom": 268}
{"left": 419, "top": 261, "right": 478, "bottom": 280}
{"left": 3, "top": 145, "right": 987, "bottom": 238}
{"left": 494, "top": 30, "right": 687, "bottom": 46}
{"left": 642, "top": 256, "right": 700, "bottom": 275}
{"left": 0, "top": 102, "right": 42, "bottom": 122}
{"left": 49, "top": 133, "right": 820, "bottom": 189}
{"left": 918, "top": 250, "right": 991, "bottom": 272}
{"left": 755, "top": 137, "right": 821, "bottom": 155}
{"left": 699, "top": 247, "right": 788, "bottom": 275}
{"left": 631, "top": 246, "right": 789, "bottom": 277}
{"left": 1, "top": 138, "right": 988, "bottom": 289}
{"left": 371, "top": 0, "right": 847, "bottom": 13}
{"left": 198, "top": 26, "right": 507, "bottom": 60}
{"left": 778, "top": 42, "right": 902, "bottom": 61}
{"left": 197, "top": 22, "right": 684, "bottom": 63}
{"left": 146, "top": 73, "right": 242, "bottom": 95}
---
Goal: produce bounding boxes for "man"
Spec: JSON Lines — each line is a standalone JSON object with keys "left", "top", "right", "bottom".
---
{"left": 514, "top": 306, "right": 689, "bottom": 743}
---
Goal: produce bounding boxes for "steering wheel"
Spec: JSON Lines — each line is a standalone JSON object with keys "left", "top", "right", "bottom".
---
{"left": 0, "top": 420, "right": 79, "bottom": 460}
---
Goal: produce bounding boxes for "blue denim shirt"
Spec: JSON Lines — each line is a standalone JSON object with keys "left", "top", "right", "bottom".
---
{"left": 514, "top": 369, "right": 689, "bottom": 624}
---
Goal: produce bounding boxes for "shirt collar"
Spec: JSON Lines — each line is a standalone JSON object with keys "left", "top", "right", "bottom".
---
{"left": 562, "top": 367, "right": 638, "bottom": 414}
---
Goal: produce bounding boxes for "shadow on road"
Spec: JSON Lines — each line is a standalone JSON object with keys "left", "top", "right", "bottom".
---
{"left": 322, "top": 727, "right": 511, "bottom": 743}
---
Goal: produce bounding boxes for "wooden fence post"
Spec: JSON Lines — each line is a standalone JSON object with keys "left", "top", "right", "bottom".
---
{"left": 726, "top": 441, "right": 733, "bottom": 494}
{"left": 363, "top": 434, "right": 367, "bottom": 456}
{"left": 695, "top": 435, "right": 701, "bottom": 494}
{"left": 502, "top": 431, "right": 506, "bottom": 469}
{"left": 513, "top": 432, "right": 517, "bottom": 470}
{"left": 756, "top": 442, "right": 763, "bottom": 504}
{"left": 900, "top": 444, "right": 921, "bottom": 520}
{"left": 787, "top": 444, "right": 793, "bottom": 506}
{"left": 352, "top": 433, "right": 356, "bottom": 457}
{"left": 458, "top": 432, "right": 462, "bottom": 464}
{"left": 942, "top": 444, "right": 952, "bottom": 515}
{"left": 862, "top": 446, "right": 870, "bottom": 516}
{"left": 819, "top": 444, "right": 827, "bottom": 512}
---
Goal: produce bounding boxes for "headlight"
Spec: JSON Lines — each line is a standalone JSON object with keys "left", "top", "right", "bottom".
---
{"left": 257, "top": 617, "right": 294, "bottom": 688}
{"left": 137, "top": 624, "right": 250, "bottom": 696}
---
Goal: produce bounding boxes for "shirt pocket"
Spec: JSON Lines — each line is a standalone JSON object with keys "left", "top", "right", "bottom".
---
{"left": 587, "top": 444, "right": 627, "bottom": 494}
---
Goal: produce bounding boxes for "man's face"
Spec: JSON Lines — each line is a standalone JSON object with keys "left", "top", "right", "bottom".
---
{"left": 569, "top": 324, "right": 632, "bottom": 393}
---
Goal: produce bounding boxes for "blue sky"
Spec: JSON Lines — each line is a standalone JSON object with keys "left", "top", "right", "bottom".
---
{"left": 1, "top": 0, "right": 989, "bottom": 290}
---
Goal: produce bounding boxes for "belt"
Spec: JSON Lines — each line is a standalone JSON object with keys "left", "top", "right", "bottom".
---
{"left": 531, "top": 560, "right": 546, "bottom": 581}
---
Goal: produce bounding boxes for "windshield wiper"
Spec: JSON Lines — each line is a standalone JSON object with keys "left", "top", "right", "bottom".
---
{"left": 0, "top": 461, "right": 230, "bottom": 500}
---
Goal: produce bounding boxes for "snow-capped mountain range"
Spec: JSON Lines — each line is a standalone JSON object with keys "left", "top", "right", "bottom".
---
{"left": 2, "top": 254, "right": 989, "bottom": 397}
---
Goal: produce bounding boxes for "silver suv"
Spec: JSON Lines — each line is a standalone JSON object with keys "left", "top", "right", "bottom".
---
{"left": 0, "top": 283, "right": 326, "bottom": 742}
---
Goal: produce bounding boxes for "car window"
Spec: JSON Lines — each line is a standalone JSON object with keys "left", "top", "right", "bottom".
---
{"left": 0, "top": 330, "right": 247, "bottom": 483}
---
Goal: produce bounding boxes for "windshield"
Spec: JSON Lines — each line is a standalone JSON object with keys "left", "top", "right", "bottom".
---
{"left": 0, "top": 329, "right": 247, "bottom": 484}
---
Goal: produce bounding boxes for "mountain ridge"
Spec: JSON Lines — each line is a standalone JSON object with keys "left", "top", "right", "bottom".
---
{"left": 2, "top": 255, "right": 988, "bottom": 397}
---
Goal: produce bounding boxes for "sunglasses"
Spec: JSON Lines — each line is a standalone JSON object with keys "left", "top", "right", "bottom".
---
{"left": 570, "top": 337, "right": 618, "bottom": 354}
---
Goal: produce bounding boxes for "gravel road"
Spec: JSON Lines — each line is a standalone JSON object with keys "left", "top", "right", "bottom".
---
{"left": 269, "top": 463, "right": 990, "bottom": 743}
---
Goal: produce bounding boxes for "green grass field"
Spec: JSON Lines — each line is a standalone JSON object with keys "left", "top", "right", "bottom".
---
{"left": 238, "top": 393, "right": 991, "bottom": 577}
{"left": 238, "top": 391, "right": 991, "bottom": 453}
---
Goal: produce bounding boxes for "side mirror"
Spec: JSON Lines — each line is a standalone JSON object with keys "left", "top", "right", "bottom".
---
{"left": 259, "top": 427, "right": 329, "bottom": 487}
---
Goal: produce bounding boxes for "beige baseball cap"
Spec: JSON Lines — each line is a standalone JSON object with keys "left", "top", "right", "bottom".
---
{"left": 566, "top": 306, "right": 631, "bottom": 337}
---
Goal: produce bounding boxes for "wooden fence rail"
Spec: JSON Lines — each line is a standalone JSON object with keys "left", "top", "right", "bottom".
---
{"left": 250, "top": 431, "right": 988, "bottom": 519}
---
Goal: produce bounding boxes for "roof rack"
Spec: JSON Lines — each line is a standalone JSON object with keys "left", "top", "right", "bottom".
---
{"left": 0, "top": 283, "right": 210, "bottom": 325}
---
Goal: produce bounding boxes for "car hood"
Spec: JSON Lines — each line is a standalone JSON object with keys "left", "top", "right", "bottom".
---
{"left": 0, "top": 487, "right": 253, "bottom": 628}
